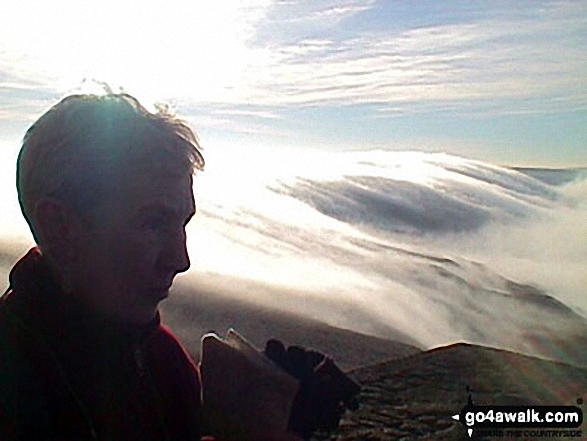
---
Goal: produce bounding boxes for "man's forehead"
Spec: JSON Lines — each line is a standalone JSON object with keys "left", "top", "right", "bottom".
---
{"left": 121, "top": 170, "right": 195, "bottom": 215}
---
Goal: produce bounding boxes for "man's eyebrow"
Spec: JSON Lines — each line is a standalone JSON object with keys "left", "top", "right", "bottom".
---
{"left": 138, "top": 204, "right": 174, "bottom": 216}
{"left": 138, "top": 203, "right": 194, "bottom": 222}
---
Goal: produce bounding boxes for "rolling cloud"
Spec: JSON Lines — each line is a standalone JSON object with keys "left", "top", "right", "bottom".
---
{"left": 0, "top": 143, "right": 585, "bottom": 364}
{"left": 178, "top": 148, "right": 587, "bottom": 364}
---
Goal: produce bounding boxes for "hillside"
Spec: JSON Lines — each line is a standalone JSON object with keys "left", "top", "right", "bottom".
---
{"left": 314, "top": 343, "right": 587, "bottom": 440}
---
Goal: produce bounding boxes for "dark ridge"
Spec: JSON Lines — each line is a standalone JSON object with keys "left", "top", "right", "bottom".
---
{"left": 315, "top": 342, "right": 587, "bottom": 440}
{"left": 505, "top": 281, "right": 577, "bottom": 316}
{"left": 273, "top": 176, "right": 489, "bottom": 234}
{"left": 349, "top": 237, "right": 459, "bottom": 266}
{"left": 511, "top": 167, "right": 586, "bottom": 186}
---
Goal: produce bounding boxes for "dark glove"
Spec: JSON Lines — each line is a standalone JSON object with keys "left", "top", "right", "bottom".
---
{"left": 264, "top": 340, "right": 361, "bottom": 440}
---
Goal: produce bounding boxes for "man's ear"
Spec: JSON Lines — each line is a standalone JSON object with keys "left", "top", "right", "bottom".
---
{"left": 33, "top": 197, "right": 85, "bottom": 260}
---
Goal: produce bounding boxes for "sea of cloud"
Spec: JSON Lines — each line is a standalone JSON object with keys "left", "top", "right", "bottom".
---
{"left": 184, "top": 147, "right": 587, "bottom": 363}
{"left": 1, "top": 145, "right": 585, "bottom": 363}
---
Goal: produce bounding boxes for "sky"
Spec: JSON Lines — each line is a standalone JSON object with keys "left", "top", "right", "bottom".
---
{"left": 0, "top": 0, "right": 586, "bottom": 166}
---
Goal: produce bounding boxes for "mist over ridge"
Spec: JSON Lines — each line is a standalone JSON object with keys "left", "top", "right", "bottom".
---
{"left": 0, "top": 148, "right": 584, "bottom": 365}
{"left": 186, "top": 149, "right": 587, "bottom": 365}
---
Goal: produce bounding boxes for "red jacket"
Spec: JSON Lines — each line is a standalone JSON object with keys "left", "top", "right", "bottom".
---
{"left": 0, "top": 248, "right": 204, "bottom": 440}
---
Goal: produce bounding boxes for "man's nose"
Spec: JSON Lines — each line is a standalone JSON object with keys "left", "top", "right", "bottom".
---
{"left": 165, "top": 228, "right": 190, "bottom": 274}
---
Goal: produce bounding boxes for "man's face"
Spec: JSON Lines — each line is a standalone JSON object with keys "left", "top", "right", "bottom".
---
{"left": 71, "top": 167, "right": 195, "bottom": 324}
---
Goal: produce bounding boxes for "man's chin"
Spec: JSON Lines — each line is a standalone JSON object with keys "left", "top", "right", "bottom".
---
{"left": 126, "top": 306, "right": 161, "bottom": 326}
{"left": 153, "top": 288, "right": 170, "bottom": 301}
{"left": 144, "top": 286, "right": 170, "bottom": 304}
{"left": 127, "top": 292, "right": 168, "bottom": 325}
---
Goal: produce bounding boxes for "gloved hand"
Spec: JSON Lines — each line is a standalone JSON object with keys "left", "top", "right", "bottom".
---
{"left": 264, "top": 340, "right": 361, "bottom": 440}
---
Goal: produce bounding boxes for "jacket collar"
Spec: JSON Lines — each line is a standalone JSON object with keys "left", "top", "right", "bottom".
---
{"left": 4, "top": 247, "right": 160, "bottom": 352}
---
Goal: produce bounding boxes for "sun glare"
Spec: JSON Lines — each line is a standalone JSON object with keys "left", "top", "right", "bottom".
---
{"left": 1, "top": 0, "right": 267, "bottom": 103}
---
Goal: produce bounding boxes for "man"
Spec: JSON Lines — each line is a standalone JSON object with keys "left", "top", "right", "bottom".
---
{"left": 0, "top": 93, "right": 207, "bottom": 440}
{"left": 0, "top": 93, "right": 358, "bottom": 440}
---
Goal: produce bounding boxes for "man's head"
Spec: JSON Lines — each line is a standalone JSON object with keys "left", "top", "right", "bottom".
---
{"left": 17, "top": 93, "right": 204, "bottom": 324}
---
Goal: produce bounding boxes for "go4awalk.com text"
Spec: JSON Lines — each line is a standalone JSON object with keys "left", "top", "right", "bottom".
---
{"left": 452, "top": 403, "right": 583, "bottom": 438}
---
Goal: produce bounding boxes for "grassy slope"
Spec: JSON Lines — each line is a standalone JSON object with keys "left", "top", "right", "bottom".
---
{"left": 315, "top": 343, "right": 587, "bottom": 440}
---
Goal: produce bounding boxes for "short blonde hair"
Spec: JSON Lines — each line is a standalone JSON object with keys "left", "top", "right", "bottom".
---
{"left": 17, "top": 93, "right": 205, "bottom": 241}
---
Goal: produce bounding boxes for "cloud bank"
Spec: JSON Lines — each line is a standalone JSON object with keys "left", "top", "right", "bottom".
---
{"left": 181, "top": 148, "right": 587, "bottom": 364}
